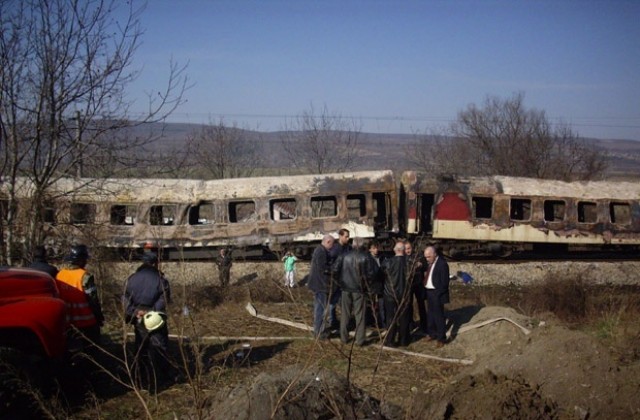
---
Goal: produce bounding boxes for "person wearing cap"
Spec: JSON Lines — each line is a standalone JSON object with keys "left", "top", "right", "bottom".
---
{"left": 56, "top": 244, "right": 104, "bottom": 346}
{"left": 123, "top": 251, "right": 172, "bottom": 383}
{"left": 28, "top": 245, "right": 58, "bottom": 278}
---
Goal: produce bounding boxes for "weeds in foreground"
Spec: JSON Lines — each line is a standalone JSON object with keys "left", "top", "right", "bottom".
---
{"left": 8, "top": 262, "right": 640, "bottom": 419}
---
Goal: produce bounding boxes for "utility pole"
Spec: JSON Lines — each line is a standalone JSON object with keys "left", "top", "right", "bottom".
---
{"left": 75, "top": 110, "right": 83, "bottom": 178}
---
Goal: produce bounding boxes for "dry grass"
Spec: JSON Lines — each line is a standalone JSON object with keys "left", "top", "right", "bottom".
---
{"left": 4, "top": 269, "right": 640, "bottom": 419}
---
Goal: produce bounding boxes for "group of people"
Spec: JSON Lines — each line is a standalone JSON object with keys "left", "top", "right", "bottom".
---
{"left": 28, "top": 244, "right": 173, "bottom": 384}
{"left": 27, "top": 230, "right": 447, "bottom": 384}
{"left": 305, "top": 230, "right": 451, "bottom": 348}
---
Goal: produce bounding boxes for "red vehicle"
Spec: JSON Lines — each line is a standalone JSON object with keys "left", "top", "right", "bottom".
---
{"left": 0, "top": 267, "right": 68, "bottom": 360}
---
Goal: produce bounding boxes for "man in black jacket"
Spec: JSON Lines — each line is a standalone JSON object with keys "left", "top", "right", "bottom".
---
{"left": 307, "top": 235, "right": 335, "bottom": 339}
{"left": 123, "top": 252, "right": 172, "bottom": 381}
{"left": 405, "top": 241, "right": 428, "bottom": 334}
{"left": 28, "top": 245, "right": 58, "bottom": 278}
{"left": 327, "top": 228, "right": 351, "bottom": 331}
{"left": 332, "top": 238, "right": 377, "bottom": 346}
{"left": 382, "top": 241, "right": 412, "bottom": 347}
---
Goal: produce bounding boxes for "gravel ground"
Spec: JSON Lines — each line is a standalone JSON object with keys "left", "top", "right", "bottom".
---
{"left": 101, "top": 260, "right": 640, "bottom": 287}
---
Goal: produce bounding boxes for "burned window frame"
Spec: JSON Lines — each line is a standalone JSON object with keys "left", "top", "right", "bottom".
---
{"left": 311, "top": 196, "right": 338, "bottom": 219}
{"left": 472, "top": 196, "right": 493, "bottom": 220}
{"left": 42, "top": 200, "right": 56, "bottom": 224}
{"left": 110, "top": 204, "right": 137, "bottom": 226}
{"left": 270, "top": 198, "right": 297, "bottom": 221}
{"left": 543, "top": 200, "right": 566, "bottom": 222}
{"left": 70, "top": 202, "right": 96, "bottom": 225}
{"left": 577, "top": 201, "right": 598, "bottom": 224}
{"left": 347, "top": 193, "right": 366, "bottom": 219}
{"left": 609, "top": 201, "right": 631, "bottom": 225}
{"left": 188, "top": 201, "right": 216, "bottom": 225}
{"left": 510, "top": 198, "right": 532, "bottom": 221}
{"left": 228, "top": 200, "right": 256, "bottom": 223}
{"left": 149, "top": 204, "right": 177, "bottom": 226}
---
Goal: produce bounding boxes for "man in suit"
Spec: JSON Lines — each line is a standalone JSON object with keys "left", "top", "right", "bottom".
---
{"left": 307, "top": 235, "right": 336, "bottom": 339}
{"left": 423, "top": 245, "right": 450, "bottom": 347}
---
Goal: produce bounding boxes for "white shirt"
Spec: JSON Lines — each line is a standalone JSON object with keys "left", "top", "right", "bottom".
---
{"left": 425, "top": 257, "right": 438, "bottom": 289}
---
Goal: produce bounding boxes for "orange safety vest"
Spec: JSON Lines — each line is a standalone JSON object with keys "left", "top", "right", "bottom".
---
{"left": 56, "top": 268, "right": 97, "bottom": 328}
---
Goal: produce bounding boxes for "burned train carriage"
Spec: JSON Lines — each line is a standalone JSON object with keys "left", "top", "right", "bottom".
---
{"left": 401, "top": 171, "right": 640, "bottom": 257}
{"left": 30, "top": 170, "right": 397, "bottom": 259}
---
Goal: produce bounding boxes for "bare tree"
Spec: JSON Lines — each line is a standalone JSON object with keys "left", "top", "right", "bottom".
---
{"left": 184, "top": 119, "right": 264, "bottom": 179}
{"left": 447, "top": 92, "right": 607, "bottom": 180}
{"left": 0, "top": 0, "right": 188, "bottom": 263}
{"left": 280, "top": 104, "right": 362, "bottom": 175}
{"left": 404, "top": 128, "right": 462, "bottom": 174}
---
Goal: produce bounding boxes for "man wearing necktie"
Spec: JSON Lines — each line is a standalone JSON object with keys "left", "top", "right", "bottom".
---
{"left": 423, "top": 246, "right": 450, "bottom": 347}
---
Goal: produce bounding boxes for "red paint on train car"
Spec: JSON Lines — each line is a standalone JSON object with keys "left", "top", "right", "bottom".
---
{"left": 434, "top": 192, "right": 470, "bottom": 221}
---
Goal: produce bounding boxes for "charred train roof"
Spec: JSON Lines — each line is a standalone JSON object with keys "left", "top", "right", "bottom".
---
{"left": 4, "top": 170, "right": 396, "bottom": 202}
{"left": 402, "top": 171, "right": 640, "bottom": 201}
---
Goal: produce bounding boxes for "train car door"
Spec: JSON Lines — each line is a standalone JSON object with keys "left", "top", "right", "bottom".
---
{"left": 417, "top": 193, "right": 434, "bottom": 234}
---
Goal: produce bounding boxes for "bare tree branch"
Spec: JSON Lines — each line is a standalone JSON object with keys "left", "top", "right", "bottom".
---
{"left": 449, "top": 92, "right": 607, "bottom": 180}
{"left": 183, "top": 118, "right": 264, "bottom": 179}
{"left": 0, "top": 0, "right": 189, "bottom": 263}
{"left": 280, "top": 104, "right": 363, "bottom": 175}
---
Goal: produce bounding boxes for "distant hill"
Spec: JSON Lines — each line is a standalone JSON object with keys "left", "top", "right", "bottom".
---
{"left": 139, "top": 122, "right": 640, "bottom": 179}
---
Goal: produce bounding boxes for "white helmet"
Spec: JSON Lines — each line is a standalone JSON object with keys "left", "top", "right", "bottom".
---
{"left": 143, "top": 311, "right": 165, "bottom": 331}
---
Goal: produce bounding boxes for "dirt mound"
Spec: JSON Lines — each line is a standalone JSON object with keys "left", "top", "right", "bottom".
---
{"left": 207, "top": 364, "right": 402, "bottom": 420}
{"left": 413, "top": 369, "right": 559, "bottom": 419}
{"left": 445, "top": 306, "right": 640, "bottom": 419}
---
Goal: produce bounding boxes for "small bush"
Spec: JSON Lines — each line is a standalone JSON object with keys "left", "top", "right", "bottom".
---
{"left": 523, "top": 273, "right": 588, "bottom": 324}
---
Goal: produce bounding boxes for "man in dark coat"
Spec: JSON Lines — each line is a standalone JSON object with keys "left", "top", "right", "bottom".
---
{"left": 123, "top": 252, "right": 172, "bottom": 382}
{"left": 405, "top": 241, "right": 428, "bottom": 334}
{"left": 332, "top": 238, "right": 376, "bottom": 346}
{"left": 423, "top": 245, "right": 451, "bottom": 347}
{"left": 327, "top": 228, "right": 351, "bottom": 331}
{"left": 307, "top": 235, "right": 335, "bottom": 339}
{"left": 382, "top": 241, "right": 412, "bottom": 347}
{"left": 366, "top": 240, "right": 385, "bottom": 328}
{"left": 28, "top": 245, "right": 58, "bottom": 278}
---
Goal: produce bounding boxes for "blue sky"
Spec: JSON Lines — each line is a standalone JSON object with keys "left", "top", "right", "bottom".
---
{"left": 126, "top": 0, "right": 640, "bottom": 140}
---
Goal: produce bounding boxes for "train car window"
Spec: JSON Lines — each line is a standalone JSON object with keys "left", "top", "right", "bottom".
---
{"left": 42, "top": 201, "right": 56, "bottom": 224}
{"left": 472, "top": 196, "right": 493, "bottom": 219}
{"left": 229, "top": 201, "right": 256, "bottom": 223}
{"left": 150, "top": 205, "right": 175, "bottom": 226}
{"left": 543, "top": 200, "right": 565, "bottom": 222}
{"left": 189, "top": 202, "right": 215, "bottom": 225}
{"left": 578, "top": 202, "right": 597, "bottom": 224}
{"left": 610, "top": 202, "right": 631, "bottom": 225}
{"left": 311, "top": 196, "right": 337, "bottom": 218}
{"left": 110, "top": 205, "right": 136, "bottom": 226}
{"left": 270, "top": 198, "right": 296, "bottom": 221}
{"left": 0, "top": 199, "right": 9, "bottom": 221}
{"left": 373, "top": 192, "right": 390, "bottom": 228}
{"left": 510, "top": 198, "right": 531, "bottom": 221}
{"left": 70, "top": 203, "right": 96, "bottom": 225}
{"left": 347, "top": 194, "right": 366, "bottom": 218}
